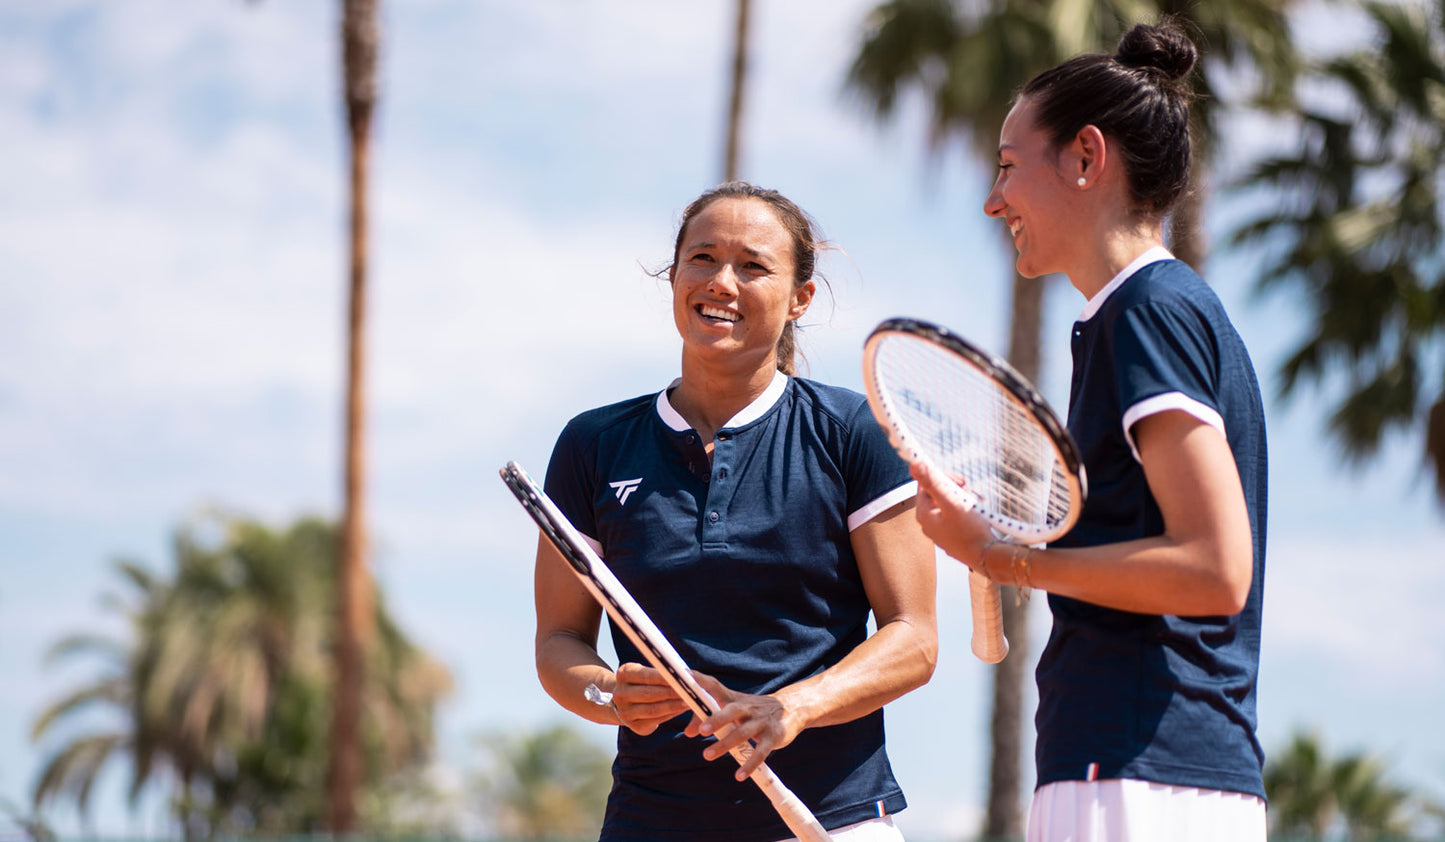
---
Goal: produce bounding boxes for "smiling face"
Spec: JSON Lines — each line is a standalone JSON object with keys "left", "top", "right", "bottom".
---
{"left": 983, "top": 96, "right": 1084, "bottom": 279}
{"left": 669, "top": 196, "right": 814, "bottom": 372}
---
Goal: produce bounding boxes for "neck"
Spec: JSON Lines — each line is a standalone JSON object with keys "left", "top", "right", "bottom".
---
{"left": 671, "top": 352, "right": 779, "bottom": 442}
{"left": 1068, "top": 219, "right": 1166, "bottom": 301}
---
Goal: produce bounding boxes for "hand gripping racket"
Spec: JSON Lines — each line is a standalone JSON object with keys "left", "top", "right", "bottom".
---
{"left": 862, "top": 318, "right": 1087, "bottom": 664}
{"left": 500, "top": 461, "right": 831, "bottom": 842}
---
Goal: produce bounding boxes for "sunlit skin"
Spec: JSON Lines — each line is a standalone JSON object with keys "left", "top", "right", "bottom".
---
{"left": 666, "top": 197, "right": 814, "bottom": 445}
{"left": 984, "top": 96, "right": 1163, "bottom": 299}
{"left": 915, "top": 96, "right": 1255, "bottom": 617}
{"left": 534, "top": 196, "right": 937, "bottom": 781}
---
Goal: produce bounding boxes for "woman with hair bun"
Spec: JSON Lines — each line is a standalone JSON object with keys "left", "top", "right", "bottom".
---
{"left": 910, "top": 22, "right": 1270, "bottom": 841}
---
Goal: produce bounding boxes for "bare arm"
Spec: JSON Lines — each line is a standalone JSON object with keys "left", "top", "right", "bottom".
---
{"left": 914, "top": 410, "right": 1253, "bottom": 616}
{"left": 690, "top": 499, "right": 939, "bottom": 778}
{"left": 533, "top": 534, "right": 617, "bottom": 725}
{"left": 534, "top": 535, "right": 693, "bottom": 731}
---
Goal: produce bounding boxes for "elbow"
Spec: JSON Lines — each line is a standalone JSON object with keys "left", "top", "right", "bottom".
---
{"left": 919, "top": 635, "right": 940, "bottom": 685}
{"left": 1219, "top": 566, "right": 1252, "bottom": 616}
{"left": 1201, "top": 543, "right": 1253, "bottom": 616}
{"left": 881, "top": 615, "right": 938, "bottom": 690}
{"left": 908, "top": 623, "right": 940, "bottom": 688}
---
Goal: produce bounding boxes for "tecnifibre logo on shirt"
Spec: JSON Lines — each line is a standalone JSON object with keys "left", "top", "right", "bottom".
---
{"left": 609, "top": 477, "right": 642, "bottom": 505}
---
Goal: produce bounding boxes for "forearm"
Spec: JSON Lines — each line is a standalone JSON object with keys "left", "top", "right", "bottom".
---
{"left": 982, "top": 533, "right": 1250, "bottom": 616}
{"left": 536, "top": 630, "right": 620, "bottom": 726}
{"left": 773, "top": 613, "right": 937, "bottom": 733}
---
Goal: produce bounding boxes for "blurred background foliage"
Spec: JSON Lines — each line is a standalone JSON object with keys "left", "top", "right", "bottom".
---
{"left": 26, "top": 515, "right": 451, "bottom": 839}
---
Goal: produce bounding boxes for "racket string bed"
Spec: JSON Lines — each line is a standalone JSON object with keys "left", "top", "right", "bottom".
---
{"left": 874, "top": 335, "right": 1072, "bottom": 542}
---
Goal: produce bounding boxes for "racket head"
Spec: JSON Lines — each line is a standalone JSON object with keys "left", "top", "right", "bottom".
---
{"left": 862, "top": 318, "right": 1087, "bottom": 544}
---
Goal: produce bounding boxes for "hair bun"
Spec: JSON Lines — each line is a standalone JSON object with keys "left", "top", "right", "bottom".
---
{"left": 1116, "top": 23, "right": 1197, "bottom": 82}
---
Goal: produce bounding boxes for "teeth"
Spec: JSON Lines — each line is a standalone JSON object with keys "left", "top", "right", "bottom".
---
{"left": 1009, "top": 220, "right": 1022, "bottom": 237}
{"left": 699, "top": 305, "right": 739, "bottom": 322}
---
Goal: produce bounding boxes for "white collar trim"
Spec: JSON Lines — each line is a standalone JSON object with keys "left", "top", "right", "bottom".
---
{"left": 1078, "top": 245, "right": 1175, "bottom": 322}
{"left": 655, "top": 370, "right": 790, "bottom": 433}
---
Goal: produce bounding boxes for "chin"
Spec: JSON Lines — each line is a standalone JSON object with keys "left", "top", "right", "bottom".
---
{"left": 1014, "top": 252, "right": 1060, "bottom": 280}
{"left": 1014, "top": 259, "right": 1045, "bottom": 280}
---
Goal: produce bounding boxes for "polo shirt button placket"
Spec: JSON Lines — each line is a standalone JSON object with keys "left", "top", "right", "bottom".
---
{"left": 703, "top": 431, "right": 735, "bottom": 545}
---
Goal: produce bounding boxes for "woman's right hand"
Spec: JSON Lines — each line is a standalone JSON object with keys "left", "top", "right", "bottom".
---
{"left": 911, "top": 460, "right": 993, "bottom": 571}
{"left": 612, "top": 661, "right": 692, "bottom": 734}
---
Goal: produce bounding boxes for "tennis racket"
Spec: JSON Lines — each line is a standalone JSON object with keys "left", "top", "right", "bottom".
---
{"left": 862, "top": 318, "right": 1087, "bottom": 664}
{"left": 499, "top": 461, "right": 831, "bottom": 842}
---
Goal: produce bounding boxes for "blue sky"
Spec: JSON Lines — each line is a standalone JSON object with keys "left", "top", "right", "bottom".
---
{"left": 2, "top": 1, "right": 1442, "bottom": 838}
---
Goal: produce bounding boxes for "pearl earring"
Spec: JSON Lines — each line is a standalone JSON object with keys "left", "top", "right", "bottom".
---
{"left": 1077, "top": 177, "right": 1087, "bottom": 188}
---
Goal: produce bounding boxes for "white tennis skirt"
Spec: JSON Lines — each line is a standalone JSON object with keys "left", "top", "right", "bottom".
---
{"left": 1028, "top": 779, "right": 1266, "bottom": 842}
{"left": 772, "top": 814, "right": 903, "bottom": 842}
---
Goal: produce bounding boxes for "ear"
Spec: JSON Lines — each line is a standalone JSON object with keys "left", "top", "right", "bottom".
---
{"left": 1069, "top": 124, "right": 1108, "bottom": 186}
{"left": 789, "top": 280, "right": 816, "bottom": 321}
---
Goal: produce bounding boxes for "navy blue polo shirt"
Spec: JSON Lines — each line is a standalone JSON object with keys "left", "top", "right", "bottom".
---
{"left": 1039, "top": 248, "right": 1269, "bottom": 799}
{"left": 545, "top": 372, "right": 917, "bottom": 841}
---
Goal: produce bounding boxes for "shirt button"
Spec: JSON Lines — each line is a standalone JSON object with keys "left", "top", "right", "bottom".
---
{"left": 685, "top": 434, "right": 697, "bottom": 445}
{"left": 717, "top": 468, "right": 728, "bottom": 479}
{"left": 708, "top": 511, "right": 720, "bottom": 523}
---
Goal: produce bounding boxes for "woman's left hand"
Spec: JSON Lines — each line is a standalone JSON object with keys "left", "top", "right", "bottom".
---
{"left": 683, "top": 670, "right": 800, "bottom": 780}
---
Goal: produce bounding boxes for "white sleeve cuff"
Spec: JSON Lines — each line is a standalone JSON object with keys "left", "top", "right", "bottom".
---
{"left": 847, "top": 481, "right": 918, "bottom": 532}
{"left": 1121, "top": 392, "right": 1225, "bottom": 463}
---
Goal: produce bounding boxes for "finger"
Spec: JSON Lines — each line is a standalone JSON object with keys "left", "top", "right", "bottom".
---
{"left": 703, "top": 711, "right": 762, "bottom": 757}
{"left": 734, "top": 742, "right": 769, "bottom": 780}
{"left": 628, "top": 698, "right": 691, "bottom": 723}
{"left": 615, "top": 661, "right": 670, "bottom": 686}
{"left": 711, "top": 724, "right": 773, "bottom": 780}
{"left": 619, "top": 701, "right": 691, "bottom": 735}
{"left": 692, "top": 690, "right": 743, "bottom": 738}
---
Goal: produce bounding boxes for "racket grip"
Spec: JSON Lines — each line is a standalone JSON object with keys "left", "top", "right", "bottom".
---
{"left": 969, "top": 570, "right": 1009, "bottom": 664}
{"left": 739, "top": 753, "right": 832, "bottom": 842}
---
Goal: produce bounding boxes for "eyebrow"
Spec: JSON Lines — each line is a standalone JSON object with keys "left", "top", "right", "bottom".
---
{"left": 687, "top": 240, "right": 770, "bottom": 259}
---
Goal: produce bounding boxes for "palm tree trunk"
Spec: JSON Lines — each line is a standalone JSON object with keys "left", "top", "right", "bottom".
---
{"left": 330, "top": 0, "right": 378, "bottom": 834}
{"left": 722, "top": 0, "right": 751, "bottom": 182}
{"left": 984, "top": 258, "right": 1047, "bottom": 841}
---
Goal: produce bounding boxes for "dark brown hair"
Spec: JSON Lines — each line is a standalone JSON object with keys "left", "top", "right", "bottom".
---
{"left": 665, "top": 181, "right": 823, "bottom": 375}
{"left": 1021, "top": 22, "right": 1198, "bottom": 214}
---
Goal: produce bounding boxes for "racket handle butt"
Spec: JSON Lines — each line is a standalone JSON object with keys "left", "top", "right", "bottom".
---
{"left": 968, "top": 570, "right": 1009, "bottom": 664}
{"left": 971, "top": 634, "right": 1009, "bottom": 664}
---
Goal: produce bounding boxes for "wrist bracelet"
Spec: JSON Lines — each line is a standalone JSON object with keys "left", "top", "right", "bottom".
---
{"left": 1010, "top": 544, "right": 1034, "bottom": 605}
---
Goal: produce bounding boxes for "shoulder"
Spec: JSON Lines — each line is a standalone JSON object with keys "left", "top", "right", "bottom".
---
{"left": 1112, "top": 259, "right": 1221, "bottom": 315}
{"left": 1100, "top": 260, "right": 1235, "bottom": 353}
{"left": 560, "top": 391, "right": 658, "bottom": 441}
{"left": 787, "top": 377, "right": 872, "bottom": 427}
{"left": 546, "top": 391, "right": 658, "bottom": 507}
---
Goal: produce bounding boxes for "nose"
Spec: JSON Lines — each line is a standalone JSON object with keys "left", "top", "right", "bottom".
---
{"left": 707, "top": 264, "right": 740, "bottom": 297}
{"left": 983, "top": 178, "right": 1005, "bottom": 219}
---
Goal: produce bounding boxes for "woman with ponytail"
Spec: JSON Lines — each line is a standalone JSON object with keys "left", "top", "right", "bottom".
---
{"left": 911, "top": 23, "right": 1270, "bottom": 841}
{"left": 534, "top": 182, "right": 939, "bottom": 841}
